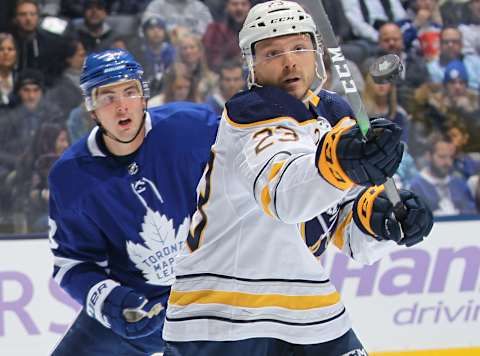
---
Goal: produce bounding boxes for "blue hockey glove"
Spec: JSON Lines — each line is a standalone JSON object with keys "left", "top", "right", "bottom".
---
{"left": 353, "top": 185, "right": 433, "bottom": 247}
{"left": 336, "top": 118, "right": 404, "bottom": 186}
{"left": 101, "top": 285, "right": 164, "bottom": 339}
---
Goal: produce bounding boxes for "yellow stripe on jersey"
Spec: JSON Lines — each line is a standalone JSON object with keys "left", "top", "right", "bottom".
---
{"left": 268, "top": 161, "right": 285, "bottom": 180}
{"left": 300, "top": 222, "right": 306, "bottom": 242}
{"left": 261, "top": 186, "right": 274, "bottom": 217}
{"left": 170, "top": 289, "right": 341, "bottom": 310}
{"left": 332, "top": 210, "right": 353, "bottom": 250}
{"left": 356, "top": 185, "right": 385, "bottom": 236}
{"left": 224, "top": 112, "right": 317, "bottom": 128}
{"left": 260, "top": 160, "right": 287, "bottom": 218}
{"left": 306, "top": 90, "right": 320, "bottom": 107}
{"left": 317, "top": 117, "right": 355, "bottom": 191}
{"left": 309, "top": 237, "right": 322, "bottom": 254}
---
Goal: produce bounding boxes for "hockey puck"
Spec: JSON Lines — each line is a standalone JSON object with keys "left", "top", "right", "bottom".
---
{"left": 369, "top": 54, "right": 403, "bottom": 84}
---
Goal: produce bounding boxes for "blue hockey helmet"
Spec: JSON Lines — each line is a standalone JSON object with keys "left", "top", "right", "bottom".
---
{"left": 80, "top": 49, "right": 149, "bottom": 111}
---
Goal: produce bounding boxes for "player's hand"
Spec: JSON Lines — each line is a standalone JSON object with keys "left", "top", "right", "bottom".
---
{"left": 336, "top": 118, "right": 404, "bottom": 186}
{"left": 102, "top": 286, "right": 164, "bottom": 339}
{"left": 353, "top": 185, "right": 433, "bottom": 247}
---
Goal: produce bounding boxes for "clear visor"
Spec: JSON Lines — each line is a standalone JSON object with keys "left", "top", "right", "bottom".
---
{"left": 254, "top": 48, "right": 318, "bottom": 66}
{"left": 87, "top": 79, "right": 144, "bottom": 111}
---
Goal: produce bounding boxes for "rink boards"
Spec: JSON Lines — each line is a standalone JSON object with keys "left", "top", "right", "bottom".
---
{"left": 0, "top": 218, "right": 479, "bottom": 355}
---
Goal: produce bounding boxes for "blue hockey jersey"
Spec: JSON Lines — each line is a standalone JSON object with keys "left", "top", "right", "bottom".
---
{"left": 49, "top": 102, "right": 218, "bottom": 308}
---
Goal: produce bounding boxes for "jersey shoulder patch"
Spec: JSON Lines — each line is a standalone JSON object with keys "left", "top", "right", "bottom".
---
{"left": 225, "top": 86, "right": 313, "bottom": 126}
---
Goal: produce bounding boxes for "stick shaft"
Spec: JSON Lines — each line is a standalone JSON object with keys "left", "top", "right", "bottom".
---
{"left": 301, "top": 0, "right": 405, "bottom": 215}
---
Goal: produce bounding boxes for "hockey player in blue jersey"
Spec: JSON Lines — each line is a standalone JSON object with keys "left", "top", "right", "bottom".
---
{"left": 48, "top": 49, "right": 218, "bottom": 355}
{"left": 163, "top": 2, "right": 433, "bottom": 356}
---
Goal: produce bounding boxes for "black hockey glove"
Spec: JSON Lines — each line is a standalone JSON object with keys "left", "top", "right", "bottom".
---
{"left": 317, "top": 118, "right": 404, "bottom": 189}
{"left": 353, "top": 185, "right": 433, "bottom": 247}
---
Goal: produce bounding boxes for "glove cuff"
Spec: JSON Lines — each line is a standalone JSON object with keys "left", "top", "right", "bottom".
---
{"left": 86, "top": 279, "right": 120, "bottom": 328}
{"left": 353, "top": 185, "right": 385, "bottom": 237}
{"left": 316, "top": 117, "right": 355, "bottom": 191}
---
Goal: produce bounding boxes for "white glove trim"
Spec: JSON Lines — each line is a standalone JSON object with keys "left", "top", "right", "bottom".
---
{"left": 86, "top": 279, "right": 120, "bottom": 328}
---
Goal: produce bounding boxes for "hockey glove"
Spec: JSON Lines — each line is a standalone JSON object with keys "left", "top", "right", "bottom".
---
{"left": 86, "top": 282, "right": 164, "bottom": 339}
{"left": 353, "top": 185, "right": 433, "bottom": 247}
{"left": 317, "top": 118, "right": 404, "bottom": 189}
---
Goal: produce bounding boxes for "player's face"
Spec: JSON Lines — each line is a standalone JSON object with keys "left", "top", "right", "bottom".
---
{"left": 93, "top": 80, "right": 146, "bottom": 153}
{"left": 253, "top": 34, "right": 316, "bottom": 100}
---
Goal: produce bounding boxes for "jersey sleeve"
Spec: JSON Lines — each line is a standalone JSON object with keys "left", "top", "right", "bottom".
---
{"left": 49, "top": 165, "right": 113, "bottom": 308}
{"left": 301, "top": 187, "right": 397, "bottom": 265}
{"left": 224, "top": 86, "right": 350, "bottom": 224}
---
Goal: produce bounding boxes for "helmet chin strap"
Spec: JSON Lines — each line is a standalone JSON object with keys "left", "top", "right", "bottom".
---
{"left": 95, "top": 109, "right": 147, "bottom": 145}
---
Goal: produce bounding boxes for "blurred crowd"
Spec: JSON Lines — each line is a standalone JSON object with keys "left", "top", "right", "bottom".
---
{"left": 0, "top": 0, "right": 479, "bottom": 234}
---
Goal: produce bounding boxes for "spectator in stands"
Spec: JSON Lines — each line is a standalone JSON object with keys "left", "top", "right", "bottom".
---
{"left": 178, "top": 34, "right": 218, "bottom": 100}
{"left": 363, "top": 72, "right": 410, "bottom": 144}
{"left": 319, "top": 0, "right": 366, "bottom": 63}
{"left": 69, "top": 0, "right": 118, "bottom": 53}
{"left": 66, "top": 103, "right": 94, "bottom": 144}
{"left": 5, "top": 69, "right": 63, "bottom": 143}
{"left": 370, "top": 22, "right": 430, "bottom": 108}
{"left": 341, "top": 0, "right": 408, "bottom": 59}
{"left": 204, "top": 60, "right": 245, "bottom": 115}
{"left": 458, "top": 0, "right": 480, "bottom": 55}
{"left": 409, "top": 59, "right": 480, "bottom": 156}
{"left": 0, "top": 33, "right": 17, "bottom": 108}
{"left": 0, "top": 69, "right": 62, "bottom": 227}
{"left": 45, "top": 39, "right": 86, "bottom": 118}
{"left": 410, "top": 133, "right": 477, "bottom": 216}
{"left": 203, "top": 0, "right": 250, "bottom": 73}
{"left": 442, "top": 60, "right": 479, "bottom": 114}
{"left": 12, "top": 122, "right": 70, "bottom": 232}
{"left": 399, "top": 0, "right": 442, "bottom": 61}
{"left": 12, "top": 0, "right": 67, "bottom": 86}
{"left": 148, "top": 62, "right": 200, "bottom": 106}
{"left": 446, "top": 119, "right": 480, "bottom": 178}
{"left": 142, "top": 0, "right": 213, "bottom": 38}
{"left": 427, "top": 26, "right": 480, "bottom": 90}
{"left": 131, "top": 15, "right": 176, "bottom": 97}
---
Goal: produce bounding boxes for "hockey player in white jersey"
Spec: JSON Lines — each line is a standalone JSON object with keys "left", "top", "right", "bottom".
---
{"left": 48, "top": 49, "right": 218, "bottom": 355}
{"left": 163, "top": 2, "right": 433, "bottom": 356}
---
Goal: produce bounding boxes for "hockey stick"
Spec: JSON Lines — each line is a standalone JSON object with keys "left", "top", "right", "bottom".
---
{"left": 300, "top": 0, "right": 407, "bottom": 223}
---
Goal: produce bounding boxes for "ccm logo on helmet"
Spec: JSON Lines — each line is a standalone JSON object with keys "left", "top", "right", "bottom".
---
{"left": 271, "top": 16, "right": 295, "bottom": 23}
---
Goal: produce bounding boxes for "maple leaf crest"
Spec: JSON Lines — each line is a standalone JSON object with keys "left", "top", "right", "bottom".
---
{"left": 126, "top": 208, "right": 190, "bottom": 285}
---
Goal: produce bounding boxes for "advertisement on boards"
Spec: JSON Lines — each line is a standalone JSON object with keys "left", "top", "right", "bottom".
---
{"left": 0, "top": 220, "right": 479, "bottom": 355}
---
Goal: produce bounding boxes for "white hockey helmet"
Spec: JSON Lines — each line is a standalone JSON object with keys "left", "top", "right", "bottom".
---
{"left": 239, "top": 0, "right": 326, "bottom": 90}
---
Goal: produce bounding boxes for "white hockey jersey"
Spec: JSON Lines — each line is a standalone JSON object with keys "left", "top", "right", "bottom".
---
{"left": 163, "top": 86, "right": 395, "bottom": 344}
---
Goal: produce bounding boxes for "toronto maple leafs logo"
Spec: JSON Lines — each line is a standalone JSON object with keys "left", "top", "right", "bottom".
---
{"left": 126, "top": 208, "right": 190, "bottom": 286}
